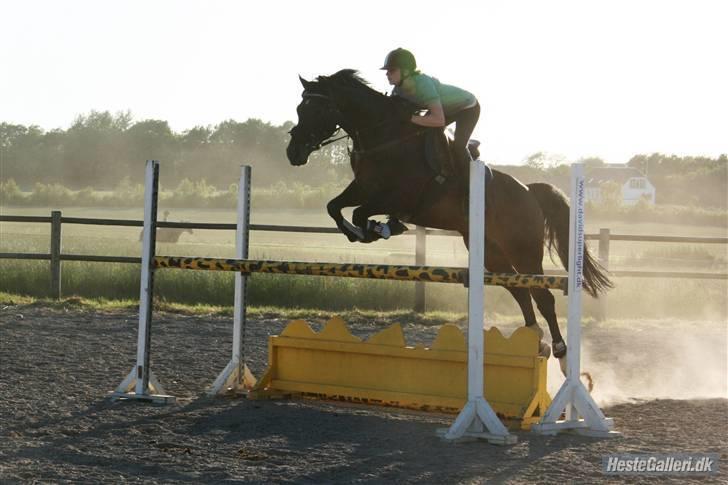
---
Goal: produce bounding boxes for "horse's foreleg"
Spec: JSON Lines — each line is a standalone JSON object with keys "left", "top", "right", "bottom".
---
{"left": 352, "top": 201, "right": 393, "bottom": 243}
{"left": 327, "top": 181, "right": 366, "bottom": 242}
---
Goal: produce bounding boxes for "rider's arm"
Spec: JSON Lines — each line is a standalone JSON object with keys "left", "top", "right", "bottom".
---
{"left": 410, "top": 100, "right": 445, "bottom": 127}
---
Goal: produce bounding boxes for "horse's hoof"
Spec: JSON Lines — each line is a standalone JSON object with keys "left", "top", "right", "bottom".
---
{"left": 386, "top": 218, "right": 409, "bottom": 236}
{"left": 360, "top": 234, "right": 379, "bottom": 244}
{"left": 553, "top": 340, "right": 567, "bottom": 359}
{"left": 559, "top": 356, "right": 567, "bottom": 377}
{"left": 538, "top": 341, "right": 551, "bottom": 358}
{"left": 581, "top": 372, "right": 594, "bottom": 393}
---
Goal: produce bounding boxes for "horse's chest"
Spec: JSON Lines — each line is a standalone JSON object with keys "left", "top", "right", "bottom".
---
{"left": 351, "top": 153, "right": 387, "bottom": 189}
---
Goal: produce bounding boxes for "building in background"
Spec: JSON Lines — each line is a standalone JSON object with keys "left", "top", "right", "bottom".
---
{"left": 585, "top": 165, "right": 656, "bottom": 206}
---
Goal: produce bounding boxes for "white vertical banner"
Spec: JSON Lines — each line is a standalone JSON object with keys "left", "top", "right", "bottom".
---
{"left": 532, "top": 163, "right": 617, "bottom": 437}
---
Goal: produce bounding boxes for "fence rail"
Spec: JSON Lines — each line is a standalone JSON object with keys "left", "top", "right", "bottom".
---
{"left": 1, "top": 212, "right": 726, "bottom": 308}
{"left": 0, "top": 214, "right": 459, "bottom": 235}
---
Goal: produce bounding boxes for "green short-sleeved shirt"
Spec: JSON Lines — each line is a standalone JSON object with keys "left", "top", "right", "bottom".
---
{"left": 393, "top": 73, "right": 477, "bottom": 117}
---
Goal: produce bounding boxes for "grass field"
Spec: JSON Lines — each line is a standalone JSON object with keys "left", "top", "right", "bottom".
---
{"left": 1, "top": 205, "right": 726, "bottom": 319}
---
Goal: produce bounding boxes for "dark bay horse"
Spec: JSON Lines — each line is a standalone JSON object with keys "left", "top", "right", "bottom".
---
{"left": 286, "top": 69, "right": 611, "bottom": 361}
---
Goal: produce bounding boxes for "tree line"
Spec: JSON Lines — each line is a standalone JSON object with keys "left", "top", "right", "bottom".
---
{"left": 0, "top": 110, "right": 350, "bottom": 190}
{"left": 1, "top": 110, "right": 726, "bottom": 209}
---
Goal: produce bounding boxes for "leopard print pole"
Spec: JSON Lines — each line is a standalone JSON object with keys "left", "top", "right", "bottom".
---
{"left": 154, "top": 256, "right": 567, "bottom": 291}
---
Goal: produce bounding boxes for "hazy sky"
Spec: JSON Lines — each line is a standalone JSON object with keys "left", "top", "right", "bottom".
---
{"left": 2, "top": 0, "right": 726, "bottom": 164}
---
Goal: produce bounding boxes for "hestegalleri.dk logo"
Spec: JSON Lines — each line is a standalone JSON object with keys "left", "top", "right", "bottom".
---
{"left": 603, "top": 453, "right": 719, "bottom": 475}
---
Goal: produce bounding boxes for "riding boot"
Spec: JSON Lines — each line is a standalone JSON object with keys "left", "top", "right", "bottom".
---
{"left": 425, "top": 128, "right": 450, "bottom": 184}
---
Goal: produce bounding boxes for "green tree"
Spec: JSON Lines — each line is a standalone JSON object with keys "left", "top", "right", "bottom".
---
{"left": 124, "top": 119, "right": 178, "bottom": 183}
{"left": 62, "top": 111, "right": 131, "bottom": 188}
{"left": 599, "top": 181, "right": 622, "bottom": 209}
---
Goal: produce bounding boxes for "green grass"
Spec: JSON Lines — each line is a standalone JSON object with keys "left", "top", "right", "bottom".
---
{"left": 2, "top": 256, "right": 726, "bottom": 321}
{"left": 4, "top": 178, "right": 727, "bottom": 226}
{"left": 0, "top": 258, "right": 467, "bottom": 311}
{"left": 0, "top": 291, "right": 465, "bottom": 327}
{"left": 2, "top": 207, "right": 726, "bottom": 320}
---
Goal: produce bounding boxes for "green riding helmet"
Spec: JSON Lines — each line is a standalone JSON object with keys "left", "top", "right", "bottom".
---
{"left": 381, "top": 48, "right": 417, "bottom": 72}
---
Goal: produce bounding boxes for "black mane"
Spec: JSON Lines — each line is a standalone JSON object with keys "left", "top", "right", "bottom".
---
{"left": 317, "top": 69, "right": 388, "bottom": 101}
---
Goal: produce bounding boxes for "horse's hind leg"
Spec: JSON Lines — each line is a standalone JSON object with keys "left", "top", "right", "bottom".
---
{"left": 503, "top": 246, "right": 566, "bottom": 359}
{"left": 482, "top": 239, "right": 550, "bottom": 356}
{"left": 529, "top": 285, "right": 567, "bottom": 374}
{"left": 529, "top": 287, "right": 564, "bottom": 357}
{"left": 489, "top": 217, "right": 566, "bottom": 359}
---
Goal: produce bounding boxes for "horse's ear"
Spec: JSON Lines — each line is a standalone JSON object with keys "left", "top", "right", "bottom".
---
{"left": 299, "top": 75, "right": 314, "bottom": 90}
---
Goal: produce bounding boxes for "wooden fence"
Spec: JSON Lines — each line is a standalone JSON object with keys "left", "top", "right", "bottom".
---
{"left": 1, "top": 212, "right": 726, "bottom": 312}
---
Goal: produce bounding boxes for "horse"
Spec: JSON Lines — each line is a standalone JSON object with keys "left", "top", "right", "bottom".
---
{"left": 286, "top": 69, "right": 612, "bottom": 362}
{"left": 139, "top": 212, "right": 194, "bottom": 243}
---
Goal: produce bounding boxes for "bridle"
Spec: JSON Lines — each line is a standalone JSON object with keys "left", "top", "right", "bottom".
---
{"left": 290, "top": 91, "right": 425, "bottom": 156}
{"left": 289, "top": 93, "right": 349, "bottom": 151}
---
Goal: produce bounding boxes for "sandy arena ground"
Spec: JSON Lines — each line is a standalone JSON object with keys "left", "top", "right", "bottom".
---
{"left": 1, "top": 303, "right": 726, "bottom": 483}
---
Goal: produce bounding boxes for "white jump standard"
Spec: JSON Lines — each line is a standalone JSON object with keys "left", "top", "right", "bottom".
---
{"left": 208, "top": 165, "right": 257, "bottom": 395}
{"left": 437, "top": 160, "right": 516, "bottom": 444}
{"left": 111, "top": 160, "right": 174, "bottom": 404}
{"left": 532, "top": 163, "right": 618, "bottom": 437}
{"left": 111, "top": 161, "right": 254, "bottom": 402}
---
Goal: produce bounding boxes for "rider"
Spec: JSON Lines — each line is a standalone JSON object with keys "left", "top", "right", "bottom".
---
{"left": 382, "top": 47, "right": 480, "bottom": 189}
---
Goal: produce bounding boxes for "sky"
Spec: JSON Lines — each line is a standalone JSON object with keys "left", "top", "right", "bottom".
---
{"left": 1, "top": 0, "right": 726, "bottom": 165}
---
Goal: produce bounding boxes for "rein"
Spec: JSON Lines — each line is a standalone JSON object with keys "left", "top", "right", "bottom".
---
{"left": 316, "top": 132, "right": 350, "bottom": 149}
{"left": 351, "top": 128, "right": 426, "bottom": 157}
{"left": 301, "top": 92, "right": 423, "bottom": 156}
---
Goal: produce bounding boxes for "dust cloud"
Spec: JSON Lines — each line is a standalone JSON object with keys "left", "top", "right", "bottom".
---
{"left": 546, "top": 318, "right": 728, "bottom": 406}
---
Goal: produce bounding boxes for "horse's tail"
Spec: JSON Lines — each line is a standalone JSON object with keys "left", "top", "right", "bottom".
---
{"left": 527, "top": 182, "right": 613, "bottom": 297}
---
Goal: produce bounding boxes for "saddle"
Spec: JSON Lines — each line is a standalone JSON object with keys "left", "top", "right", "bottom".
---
{"left": 423, "top": 129, "right": 481, "bottom": 184}
{"left": 361, "top": 131, "right": 487, "bottom": 243}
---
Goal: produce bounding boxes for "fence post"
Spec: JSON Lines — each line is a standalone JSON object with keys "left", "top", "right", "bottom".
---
{"left": 597, "top": 228, "right": 610, "bottom": 321}
{"left": 414, "top": 225, "right": 426, "bottom": 313}
{"left": 50, "top": 210, "right": 62, "bottom": 299}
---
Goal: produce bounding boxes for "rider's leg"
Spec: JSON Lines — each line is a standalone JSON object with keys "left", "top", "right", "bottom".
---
{"left": 448, "top": 102, "right": 481, "bottom": 187}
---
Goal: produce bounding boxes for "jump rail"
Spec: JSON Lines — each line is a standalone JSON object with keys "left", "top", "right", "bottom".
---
{"left": 152, "top": 256, "right": 568, "bottom": 291}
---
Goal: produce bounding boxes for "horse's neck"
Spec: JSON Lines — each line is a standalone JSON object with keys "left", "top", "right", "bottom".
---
{"left": 333, "top": 89, "right": 425, "bottom": 181}
{"left": 333, "top": 89, "right": 393, "bottom": 144}
{"left": 346, "top": 112, "right": 412, "bottom": 155}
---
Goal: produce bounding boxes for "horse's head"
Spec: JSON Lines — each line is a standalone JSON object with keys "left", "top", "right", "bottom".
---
{"left": 286, "top": 76, "right": 342, "bottom": 166}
